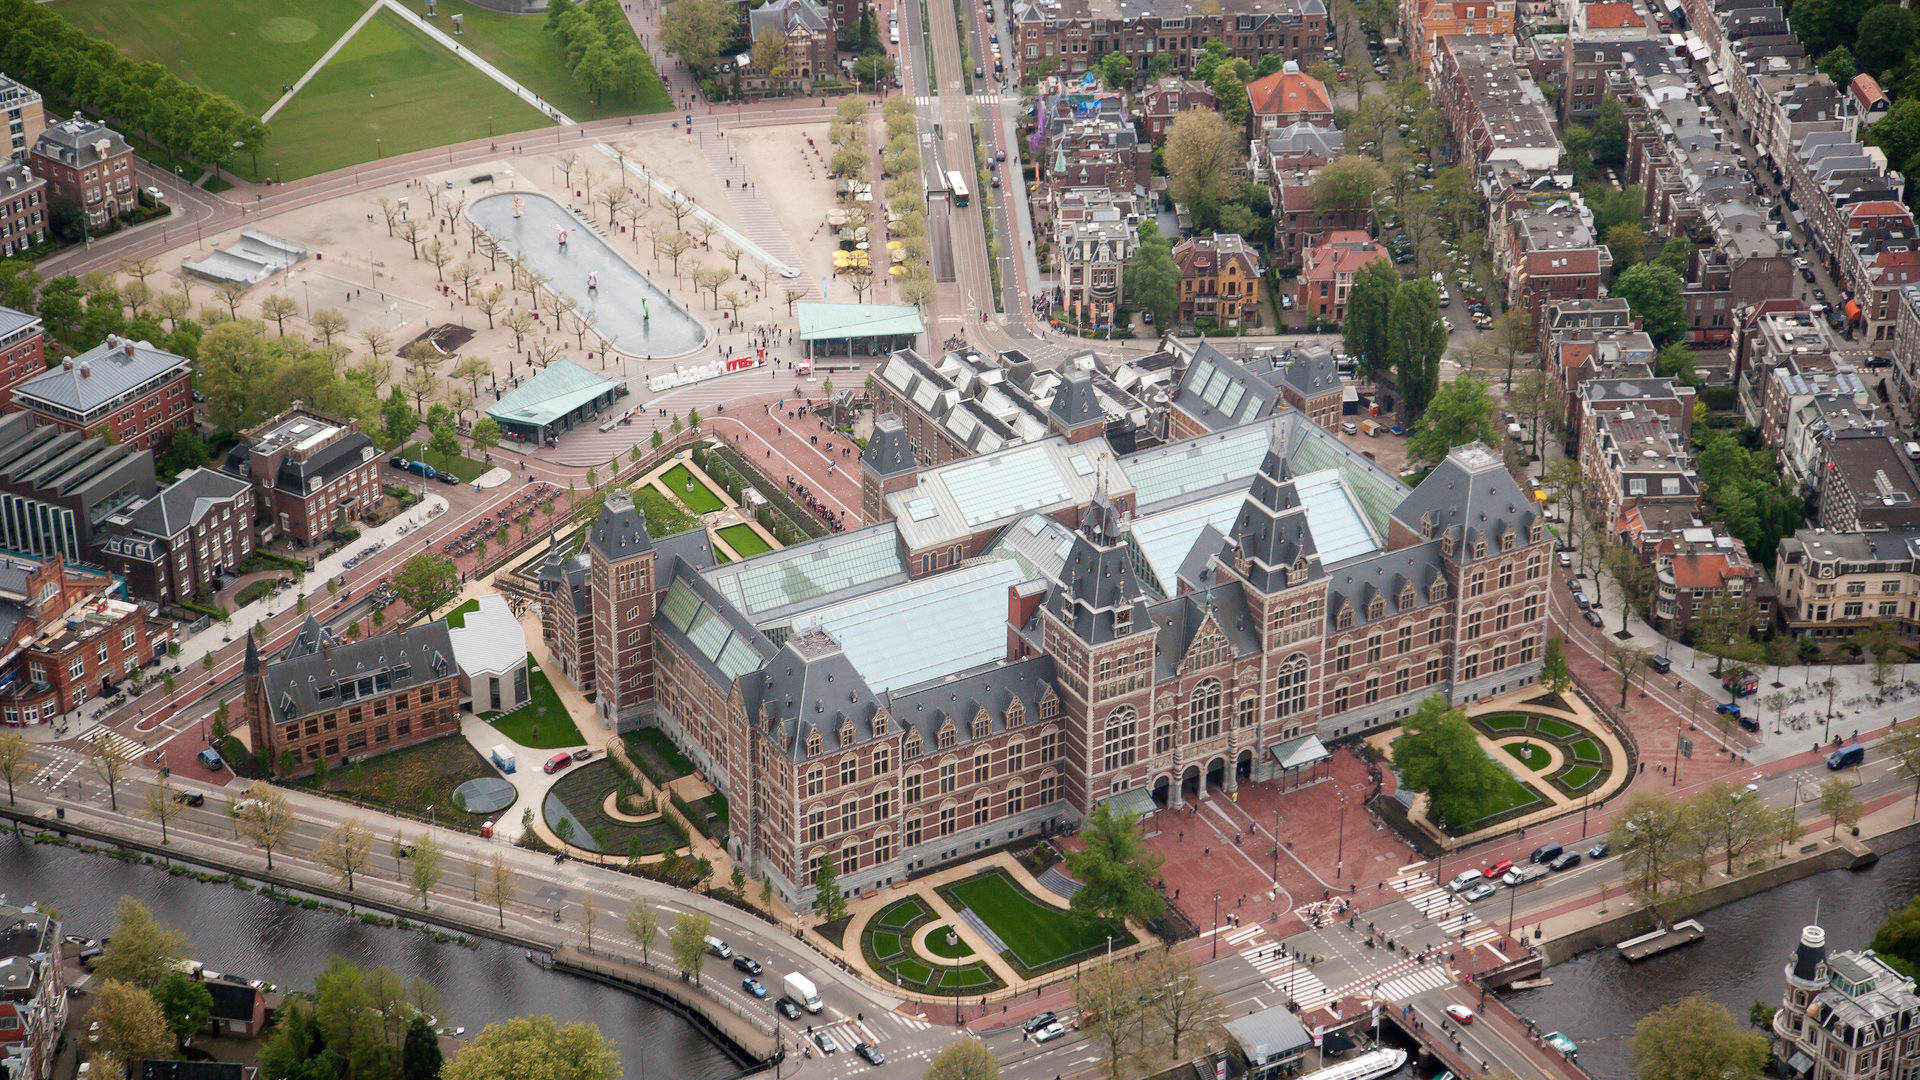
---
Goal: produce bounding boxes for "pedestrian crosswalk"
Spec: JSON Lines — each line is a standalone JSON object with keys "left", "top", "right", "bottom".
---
{"left": 889, "top": 1012, "right": 932, "bottom": 1031}
{"left": 79, "top": 727, "right": 145, "bottom": 764}
{"left": 30, "top": 751, "right": 81, "bottom": 789}
{"left": 1435, "top": 912, "right": 1482, "bottom": 937}
{"left": 1375, "top": 966, "right": 1453, "bottom": 1002}
{"left": 1388, "top": 871, "right": 1434, "bottom": 893}
{"left": 1237, "top": 944, "right": 1334, "bottom": 1010}
{"left": 1405, "top": 888, "right": 1464, "bottom": 919}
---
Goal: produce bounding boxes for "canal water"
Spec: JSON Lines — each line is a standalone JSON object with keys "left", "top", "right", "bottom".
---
{"left": 1501, "top": 842, "right": 1920, "bottom": 1080}
{"left": 0, "top": 840, "right": 738, "bottom": 1080}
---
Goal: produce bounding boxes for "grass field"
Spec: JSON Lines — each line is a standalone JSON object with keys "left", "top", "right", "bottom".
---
{"left": 623, "top": 727, "right": 693, "bottom": 785}
{"left": 401, "top": 440, "right": 489, "bottom": 483}
{"left": 392, "top": 0, "right": 669, "bottom": 121}
{"left": 923, "top": 925, "right": 976, "bottom": 959}
{"left": 546, "top": 759, "right": 687, "bottom": 855}
{"left": 1567, "top": 736, "right": 1603, "bottom": 763}
{"left": 262, "top": 9, "right": 549, "bottom": 178}
{"left": 1503, "top": 741, "right": 1552, "bottom": 771}
{"left": 53, "top": 0, "right": 371, "bottom": 114}
{"left": 942, "top": 869, "right": 1132, "bottom": 975}
{"left": 484, "top": 660, "right": 581, "bottom": 748}
{"left": 443, "top": 597, "right": 479, "bottom": 628}
{"left": 659, "top": 465, "right": 724, "bottom": 514}
{"left": 1480, "top": 713, "right": 1532, "bottom": 733}
{"left": 1535, "top": 717, "right": 1580, "bottom": 740}
{"left": 634, "top": 487, "right": 700, "bottom": 537}
{"left": 717, "top": 523, "right": 772, "bottom": 558}
{"left": 308, "top": 735, "right": 493, "bottom": 830}
{"left": 1558, "top": 764, "right": 1601, "bottom": 790}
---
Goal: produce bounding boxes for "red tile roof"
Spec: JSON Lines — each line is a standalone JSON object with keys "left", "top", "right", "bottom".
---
{"left": 1669, "top": 552, "right": 1743, "bottom": 590}
{"left": 1300, "top": 230, "right": 1388, "bottom": 281}
{"left": 1524, "top": 249, "right": 1603, "bottom": 276}
{"left": 1246, "top": 70, "right": 1332, "bottom": 120}
{"left": 1582, "top": 2, "right": 1644, "bottom": 27}
{"left": 1847, "top": 201, "right": 1911, "bottom": 226}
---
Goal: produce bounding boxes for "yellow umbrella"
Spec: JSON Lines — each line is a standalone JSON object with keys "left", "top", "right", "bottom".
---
{"left": 889, "top": 264, "right": 905, "bottom": 276}
{"left": 887, "top": 240, "right": 903, "bottom": 250}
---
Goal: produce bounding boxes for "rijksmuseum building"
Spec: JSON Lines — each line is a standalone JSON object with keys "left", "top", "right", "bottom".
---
{"left": 538, "top": 404, "right": 1550, "bottom": 912}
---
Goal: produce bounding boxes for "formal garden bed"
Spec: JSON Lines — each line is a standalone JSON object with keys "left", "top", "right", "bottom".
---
{"left": 304, "top": 736, "right": 494, "bottom": 832}
{"left": 544, "top": 759, "right": 689, "bottom": 857}
{"left": 1471, "top": 710, "right": 1616, "bottom": 802}
{"left": 859, "top": 896, "right": 1005, "bottom": 995}
{"left": 936, "top": 867, "right": 1134, "bottom": 979}
{"left": 623, "top": 727, "right": 694, "bottom": 786}
{"left": 658, "top": 464, "right": 724, "bottom": 514}
{"left": 716, "top": 523, "right": 772, "bottom": 558}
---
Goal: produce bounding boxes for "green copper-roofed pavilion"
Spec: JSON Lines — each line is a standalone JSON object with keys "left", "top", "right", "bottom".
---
{"left": 795, "top": 302, "right": 924, "bottom": 358}
{"left": 487, "top": 359, "right": 622, "bottom": 444}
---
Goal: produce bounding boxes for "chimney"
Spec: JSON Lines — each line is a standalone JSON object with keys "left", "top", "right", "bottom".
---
{"left": 80, "top": 362, "right": 89, "bottom": 378}
{"left": 122, "top": 341, "right": 134, "bottom": 359}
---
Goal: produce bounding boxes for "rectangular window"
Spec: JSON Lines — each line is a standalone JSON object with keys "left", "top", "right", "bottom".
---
{"left": 906, "top": 772, "right": 922, "bottom": 804}
{"left": 807, "top": 811, "right": 826, "bottom": 842}
{"left": 974, "top": 795, "right": 990, "bottom": 826}
{"left": 841, "top": 801, "right": 858, "bottom": 832}
{"left": 874, "top": 788, "right": 893, "bottom": 819}
{"left": 974, "top": 753, "right": 991, "bottom": 784}
{"left": 841, "top": 758, "right": 858, "bottom": 786}
{"left": 906, "top": 818, "right": 922, "bottom": 847}
{"left": 940, "top": 762, "right": 956, "bottom": 794}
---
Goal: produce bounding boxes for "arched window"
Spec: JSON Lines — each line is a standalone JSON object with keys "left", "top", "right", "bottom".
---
{"left": 1275, "top": 653, "right": 1309, "bottom": 718}
{"left": 1187, "top": 679, "right": 1223, "bottom": 742}
{"left": 1102, "top": 705, "right": 1138, "bottom": 773}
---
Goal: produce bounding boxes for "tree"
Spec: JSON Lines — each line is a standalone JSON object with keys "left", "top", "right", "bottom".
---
{"left": 1124, "top": 222, "right": 1180, "bottom": 328}
{"left": 1542, "top": 635, "right": 1572, "bottom": 696}
{"left": 409, "top": 834, "right": 445, "bottom": 909}
{"left": 1211, "top": 66, "right": 1250, "bottom": 130}
{"left": 1883, "top": 723, "right": 1920, "bottom": 818}
{"left": 1611, "top": 791, "right": 1692, "bottom": 912}
{"left": 1387, "top": 279, "right": 1447, "bottom": 422}
{"left": 1687, "top": 781, "right": 1771, "bottom": 876}
{"left": 1392, "top": 695, "right": 1514, "bottom": 830}
{"left": 234, "top": 781, "right": 296, "bottom": 870}
{"left": 1311, "top": 155, "right": 1386, "bottom": 213}
{"left": 924, "top": 1038, "right": 1001, "bottom": 1080}
{"left": 196, "top": 319, "right": 281, "bottom": 430}
{"left": 92, "top": 980, "right": 174, "bottom": 1066}
{"left": 1074, "top": 959, "right": 1144, "bottom": 1078}
{"left": 1406, "top": 376, "right": 1499, "bottom": 466}
{"left": 215, "top": 280, "right": 251, "bottom": 319}
{"left": 812, "top": 852, "right": 846, "bottom": 921}
{"left": 318, "top": 817, "right": 375, "bottom": 893}
{"left": 1343, "top": 258, "right": 1399, "bottom": 380}
{"left": 428, "top": 422, "right": 462, "bottom": 466}
{"left": 669, "top": 910, "right": 713, "bottom": 983}
{"left": 1853, "top": 5, "right": 1916, "bottom": 76}
{"left": 1817, "top": 45, "right": 1857, "bottom": 87}
{"left": 1612, "top": 262, "right": 1687, "bottom": 345}
{"left": 0, "top": 730, "right": 27, "bottom": 807}
{"left": 482, "top": 851, "right": 517, "bottom": 926}
{"left": 1589, "top": 95, "right": 1628, "bottom": 167}
{"left": 1631, "top": 994, "right": 1768, "bottom": 1080}
{"left": 392, "top": 552, "right": 460, "bottom": 618}
{"left": 96, "top": 897, "right": 189, "bottom": 990}
{"left": 403, "top": 1015, "right": 443, "bottom": 1080}
{"left": 1139, "top": 948, "right": 1222, "bottom": 1056}
{"left": 751, "top": 27, "right": 791, "bottom": 84}
{"left": 400, "top": 366, "right": 440, "bottom": 418}
{"left": 1604, "top": 221, "right": 1647, "bottom": 271}
{"left": 1066, "top": 803, "right": 1167, "bottom": 925}
{"left": 258, "top": 293, "right": 300, "bottom": 337}
{"left": 442, "top": 1015, "right": 619, "bottom": 1080}
{"left": 1164, "top": 110, "right": 1243, "bottom": 220}
{"left": 1871, "top": 895, "right": 1920, "bottom": 975}
{"left": 87, "top": 731, "right": 134, "bottom": 812}
{"left": 143, "top": 774, "right": 187, "bottom": 847}
{"left": 657, "top": 232, "right": 695, "bottom": 277}
{"left": 1820, "top": 776, "right": 1864, "bottom": 839}
{"left": 153, "top": 970, "right": 215, "bottom": 1047}
{"left": 623, "top": 900, "right": 659, "bottom": 966}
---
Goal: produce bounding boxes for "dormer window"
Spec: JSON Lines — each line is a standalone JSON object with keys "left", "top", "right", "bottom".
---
{"left": 840, "top": 720, "right": 856, "bottom": 746}
{"left": 904, "top": 730, "right": 923, "bottom": 759}
{"left": 1006, "top": 699, "right": 1026, "bottom": 727}
{"left": 1429, "top": 579, "right": 1448, "bottom": 602}
{"left": 1039, "top": 689, "right": 1059, "bottom": 718}
{"left": 1400, "top": 585, "right": 1417, "bottom": 609}
{"left": 1420, "top": 510, "right": 1435, "bottom": 539}
{"left": 1473, "top": 540, "right": 1487, "bottom": 559}
{"left": 1367, "top": 595, "right": 1385, "bottom": 620}
{"left": 971, "top": 711, "right": 991, "bottom": 739}
{"left": 806, "top": 729, "right": 823, "bottom": 756}
{"left": 1501, "top": 530, "right": 1515, "bottom": 552}
{"left": 937, "top": 719, "right": 958, "bottom": 749}
{"left": 1336, "top": 606, "right": 1354, "bottom": 630}
{"left": 1529, "top": 522, "right": 1543, "bottom": 544}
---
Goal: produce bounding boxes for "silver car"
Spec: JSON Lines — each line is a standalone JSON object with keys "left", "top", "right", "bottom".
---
{"left": 1463, "top": 882, "right": 1498, "bottom": 902}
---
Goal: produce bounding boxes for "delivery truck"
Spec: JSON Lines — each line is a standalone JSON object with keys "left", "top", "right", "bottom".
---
{"left": 784, "top": 972, "right": 823, "bottom": 1013}
{"left": 490, "top": 744, "right": 516, "bottom": 773}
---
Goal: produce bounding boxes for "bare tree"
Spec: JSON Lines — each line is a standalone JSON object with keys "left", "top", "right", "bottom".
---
{"left": 422, "top": 238, "right": 453, "bottom": 282}
{"left": 142, "top": 774, "right": 186, "bottom": 848}
{"left": 482, "top": 852, "right": 518, "bottom": 927}
{"left": 401, "top": 366, "right": 440, "bottom": 416}
{"left": 258, "top": 294, "right": 299, "bottom": 336}
{"left": 599, "top": 186, "right": 630, "bottom": 227}
{"left": 215, "top": 281, "right": 249, "bottom": 319}
{"left": 529, "top": 340, "right": 566, "bottom": 369}
{"left": 232, "top": 782, "right": 297, "bottom": 871}
{"left": 154, "top": 292, "right": 190, "bottom": 332}
{"left": 376, "top": 197, "right": 401, "bottom": 236}
{"left": 86, "top": 734, "right": 135, "bottom": 813}
{"left": 657, "top": 233, "right": 694, "bottom": 277}
{"left": 691, "top": 266, "right": 728, "bottom": 308}
{"left": 783, "top": 286, "right": 806, "bottom": 314}
{"left": 720, "top": 289, "right": 745, "bottom": 323}
{"left": 317, "top": 817, "right": 375, "bottom": 892}
{"left": 663, "top": 192, "right": 696, "bottom": 231}
{"left": 474, "top": 285, "right": 506, "bottom": 329}
{"left": 502, "top": 309, "right": 537, "bottom": 351}
{"left": 119, "top": 256, "right": 157, "bottom": 288}
{"left": 121, "top": 280, "right": 153, "bottom": 318}
{"left": 310, "top": 307, "right": 350, "bottom": 347}
{"left": 718, "top": 240, "right": 744, "bottom": 274}
{"left": 397, "top": 219, "right": 425, "bottom": 259}
{"left": 451, "top": 261, "right": 481, "bottom": 303}
{"left": 360, "top": 327, "right": 395, "bottom": 366}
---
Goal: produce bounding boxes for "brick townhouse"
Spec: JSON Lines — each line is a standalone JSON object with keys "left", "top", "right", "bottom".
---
{"left": 97, "top": 468, "right": 255, "bottom": 607}
{"left": 244, "top": 618, "right": 461, "bottom": 775}
{"left": 0, "top": 557, "right": 165, "bottom": 724}
{"left": 0, "top": 306, "right": 43, "bottom": 409}
{"left": 0, "top": 160, "right": 46, "bottom": 259}
{"left": 221, "top": 408, "right": 383, "bottom": 546}
{"left": 10, "top": 335, "right": 192, "bottom": 452}
{"left": 27, "top": 113, "right": 134, "bottom": 230}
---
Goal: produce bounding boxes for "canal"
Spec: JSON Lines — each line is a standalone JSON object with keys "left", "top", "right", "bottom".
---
{"left": 0, "top": 840, "right": 739, "bottom": 1080}
{"left": 1501, "top": 842, "right": 1920, "bottom": 1080}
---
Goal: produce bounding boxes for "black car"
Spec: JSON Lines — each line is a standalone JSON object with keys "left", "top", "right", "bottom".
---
{"left": 855, "top": 1043, "right": 885, "bottom": 1065}
{"left": 1549, "top": 851, "right": 1582, "bottom": 871}
{"left": 437, "top": 471, "right": 460, "bottom": 485}
{"left": 173, "top": 790, "right": 205, "bottom": 807}
{"left": 732, "top": 955, "right": 762, "bottom": 976}
{"left": 775, "top": 999, "right": 800, "bottom": 1020}
{"left": 1023, "top": 1011, "right": 1058, "bottom": 1034}
{"left": 389, "top": 457, "right": 409, "bottom": 469}
{"left": 1645, "top": 654, "right": 1672, "bottom": 674}
{"left": 1800, "top": 267, "right": 1816, "bottom": 283}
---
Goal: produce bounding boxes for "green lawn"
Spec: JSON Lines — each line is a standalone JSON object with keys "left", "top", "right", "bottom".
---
{"left": 622, "top": 727, "right": 693, "bottom": 785}
{"left": 885, "top": 957, "right": 933, "bottom": 985}
{"left": 1458, "top": 773, "right": 1546, "bottom": 832}
{"left": 1567, "top": 737, "right": 1604, "bottom": 763}
{"left": 941, "top": 869, "right": 1133, "bottom": 975}
{"left": 545, "top": 759, "right": 688, "bottom": 856}
{"left": 392, "top": 0, "right": 670, "bottom": 121}
{"left": 1558, "top": 764, "right": 1601, "bottom": 790}
{"left": 261, "top": 9, "right": 550, "bottom": 178}
{"left": 401, "top": 440, "right": 490, "bottom": 483}
{"left": 484, "top": 660, "right": 582, "bottom": 748}
{"left": 875, "top": 896, "right": 931, "bottom": 930}
{"left": 52, "top": 0, "right": 371, "bottom": 115}
{"left": 923, "top": 925, "right": 976, "bottom": 959}
{"left": 1503, "top": 741, "right": 1552, "bottom": 771}
{"left": 1536, "top": 717, "right": 1580, "bottom": 740}
{"left": 443, "top": 597, "right": 479, "bottom": 628}
{"left": 940, "top": 967, "right": 994, "bottom": 988}
{"left": 634, "top": 487, "right": 701, "bottom": 537}
{"left": 307, "top": 735, "right": 493, "bottom": 831}
{"left": 717, "top": 523, "right": 772, "bottom": 558}
{"left": 659, "top": 465, "right": 724, "bottom": 514}
{"left": 1479, "top": 713, "right": 1532, "bottom": 733}
{"left": 870, "top": 930, "right": 904, "bottom": 959}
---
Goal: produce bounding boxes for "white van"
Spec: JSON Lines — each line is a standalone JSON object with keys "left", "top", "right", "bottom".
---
{"left": 704, "top": 935, "right": 732, "bottom": 959}
{"left": 1905, "top": 441, "right": 1920, "bottom": 461}
{"left": 1448, "top": 869, "right": 1485, "bottom": 893}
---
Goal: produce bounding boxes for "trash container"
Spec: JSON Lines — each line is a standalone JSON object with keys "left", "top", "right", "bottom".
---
{"left": 481, "top": 820, "right": 494, "bottom": 838}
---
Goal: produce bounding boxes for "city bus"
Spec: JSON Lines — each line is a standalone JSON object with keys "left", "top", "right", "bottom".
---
{"left": 946, "top": 169, "right": 970, "bottom": 207}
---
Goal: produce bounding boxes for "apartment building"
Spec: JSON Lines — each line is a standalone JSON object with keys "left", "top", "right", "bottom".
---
{"left": 0, "top": 161, "right": 45, "bottom": 258}
{"left": 0, "top": 74, "right": 46, "bottom": 160}
{"left": 1815, "top": 436, "right": 1920, "bottom": 534}
{"left": 244, "top": 619, "right": 461, "bottom": 775}
{"left": 1578, "top": 410, "right": 1701, "bottom": 535}
{"left": 1776, "top": 528, "right": 1920, "bottom": 636}
{"left": 1296, "top": 231, "right": 1390, "bottom": 323}
{"left": 0, "top": 306, "right": 43, "bottom": 408}
{"left": 26, "top": 114, "right": 133, "bottom": 229}
{"left": 96, "top": 468, "right": 255, "bottom": 607}
{"left": 221, "top": 408, "right": 382, "bottom": 546}
{"left": 0, "top": 902, "right": 64, "bottom": 1080}
{"left": 1431, "top": 36, "right": 1562, "bottom": 176}
{"left": 1139, "top": 77, "right": 1217, "bottom": 142}
{"left": 0, "top": 557, "right": 165, "bottom": 722}
{"left": 1404, "top": 0, "right": 1516, "bottom": 71}
{"left": 0, "top": 412, "right": 155, "bottom": 564}
{"left": 1013, "top": 0, "right": 1327, "bottom": 82}
{"left": 10, "top": 335, "right": 193, "bottom": 452}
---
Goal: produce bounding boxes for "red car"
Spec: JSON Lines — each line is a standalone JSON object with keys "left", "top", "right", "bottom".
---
{"left": 1484, "top": 859, "right": 1513, "bottom": 879}
{"left": 543, "top": 752, "right": 573, "bottom": 774}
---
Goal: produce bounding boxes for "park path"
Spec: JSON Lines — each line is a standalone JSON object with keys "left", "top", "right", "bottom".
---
{"left": 692, "top": 128, "right": 818, "bottom": 296}
{"left": 262, "top": 0, "right": 387, "bottom": 123}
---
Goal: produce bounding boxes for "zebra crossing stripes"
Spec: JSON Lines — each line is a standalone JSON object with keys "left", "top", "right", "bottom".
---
{"left": 1388, "top": 872, "right": 1435, "bottom": 893}
{"left": 1374, "top": 967, "right": 1454, "bottom": 1002}
{"left": 1405, "top": 889, "right": 1462, "bottom": 918}
{"left": 1461, "top": 927, "right": 1501, "bottom": 950}
{"left": 30, "top": 751, "right": 81, "bottom": 788}
{"left": 1237, "top": 942, "right": 1297, "bottom": 976}
{"left": 889, "top": 1013, "right": 932, "bottom": 1031}
{"left": 1264, "top": 963, "right": 1332, "bottom": 1010}
{"left": 1435, "top": 912, "right": 1482, "bottom": 937}
{"left": 79, "top": 727, "right": 145, "bottom": 763}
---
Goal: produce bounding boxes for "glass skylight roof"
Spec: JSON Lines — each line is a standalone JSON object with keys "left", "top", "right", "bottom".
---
{"left": 659, "top": 578, "right": 763, "bottom": 680}
{"left": 1126, "top": 492, "right": 1246, "bottom": 593}
{"left": 943, "top": 444, "right": 1074, "bottom": 526}
{"left": 790, "top": 559, "right": 1028, "bottom": 693}
{"left": 705, "top": 527, "right": 907, "bottom": 620}
{"left": 1121, "top": 424, "right": 1274, "bottom": 508}
{"left": 1295, "top": 468, "right": 1380, "bottom": 564}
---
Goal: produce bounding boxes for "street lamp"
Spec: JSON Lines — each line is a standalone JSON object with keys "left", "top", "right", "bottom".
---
{"left": 1335, "top": 791, "right": 1347, "bottom": 879}
{"left": 1211, "top": 890, "right": 1221, "bottom": 959}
